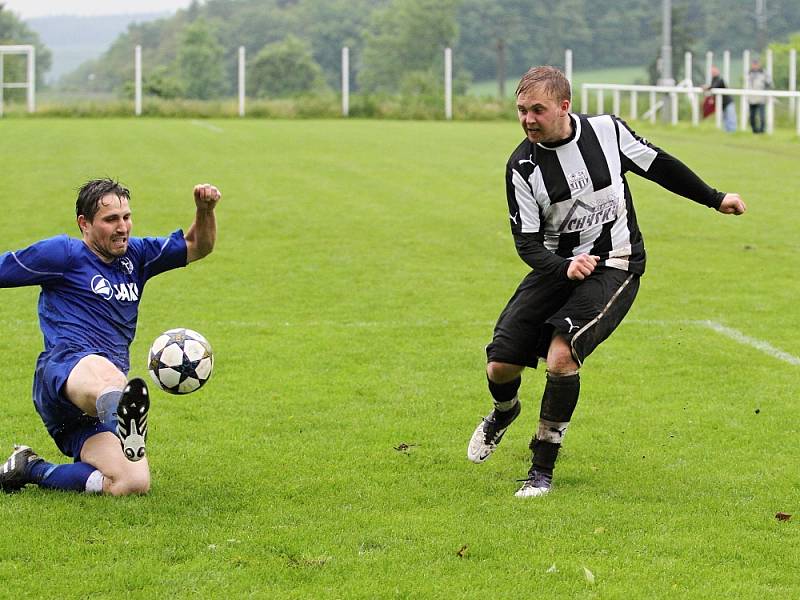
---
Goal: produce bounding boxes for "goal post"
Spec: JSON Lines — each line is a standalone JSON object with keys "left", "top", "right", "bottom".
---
{"left": 0, "top": 44, "right": 35, "bottom": 117}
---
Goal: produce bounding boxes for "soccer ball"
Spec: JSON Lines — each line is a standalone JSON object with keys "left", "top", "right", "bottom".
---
{"left": 148, "top": 328, "right": 214, "bottom": 394}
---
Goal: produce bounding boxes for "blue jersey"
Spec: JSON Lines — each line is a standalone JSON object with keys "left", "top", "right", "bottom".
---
{"left": 0, "top": 230, "right": 187, "bottom": 372}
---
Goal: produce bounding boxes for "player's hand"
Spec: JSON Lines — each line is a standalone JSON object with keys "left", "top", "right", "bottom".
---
{"left": 566, "top": 254, "right": 599, "bottom": 281}
{"left": 193, "top": 183, "right": 221, "bottom": 211}
{"left": 718, "top": 193, "right": 746, "bottom": 215}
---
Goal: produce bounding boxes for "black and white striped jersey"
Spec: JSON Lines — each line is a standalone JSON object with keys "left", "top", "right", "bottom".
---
{"left": 505, "top": 113, "right": 725, "bottom": 278}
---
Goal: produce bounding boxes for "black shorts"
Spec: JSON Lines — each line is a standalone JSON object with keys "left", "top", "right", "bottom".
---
{"left": 486, "top": 267, "right": 640, "bottom": 368}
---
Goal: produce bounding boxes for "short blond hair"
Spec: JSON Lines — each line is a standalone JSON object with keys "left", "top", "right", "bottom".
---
{"left": 515, "top": 65, "right": 571, "bottom": 102}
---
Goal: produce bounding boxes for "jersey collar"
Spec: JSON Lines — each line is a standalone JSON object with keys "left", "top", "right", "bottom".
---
{"left": 537, "top": 113, "right": 580, "bottom": 150}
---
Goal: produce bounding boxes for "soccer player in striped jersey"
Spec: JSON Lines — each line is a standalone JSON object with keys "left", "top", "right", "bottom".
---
{"left": 0, "top": 179, "right": 221, "bottom": 495}
{"left": 467, "top": 66, "right": 746, "bottom": 497}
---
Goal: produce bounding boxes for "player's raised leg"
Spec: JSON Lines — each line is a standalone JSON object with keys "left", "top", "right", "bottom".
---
{"left": 115, "top": 378, "right": 150, "bottom": 462}
{"left": 65, "top": 355, "right": 149, "bottom": 462}
{"left": 65, "top": 355, "right": 127, "bottom": 424}
{"left": 467, "top": 362, "right": 524, "bottom": 463}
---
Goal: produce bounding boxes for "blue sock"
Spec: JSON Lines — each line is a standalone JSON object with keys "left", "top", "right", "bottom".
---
{"left": 96, "top": 388, "right": 123, "bottom": 428}
{"left": 29, "top": 459, "right": 54, "bottom": 482}
{"left": 37, "top": 462, "right": 97, "bottom": 492}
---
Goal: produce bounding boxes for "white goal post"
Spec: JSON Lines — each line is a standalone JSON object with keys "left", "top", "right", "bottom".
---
{"left": 0, "top": 44, "right": 35, "bottom": 117}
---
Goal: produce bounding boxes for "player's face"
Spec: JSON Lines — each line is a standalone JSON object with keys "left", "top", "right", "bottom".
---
{"left": 517, "top": 87, "right": 571, "bottom": 144}
{"left": 81, "top": 194, "right": 132, "bottom": 262}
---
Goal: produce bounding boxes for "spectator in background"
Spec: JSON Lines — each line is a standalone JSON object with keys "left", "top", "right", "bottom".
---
{"left": 747, "top": 59, "right": 771, "bottom": 134}
{"left": 706, "top": 66, "right": 736, "bottom": 132}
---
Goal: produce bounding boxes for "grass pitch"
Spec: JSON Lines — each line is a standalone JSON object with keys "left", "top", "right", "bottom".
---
{"left": 0, "top": 117, "right": 798, "bottom": 598}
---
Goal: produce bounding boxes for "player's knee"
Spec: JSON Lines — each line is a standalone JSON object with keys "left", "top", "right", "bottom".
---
{"left": 546, "top": 335, "right": 579, "bottom": 375}
{"left": 547, "top": 361, "right": 579, "bottom": 376}
{"left": 486, "top": 361, "right": 524, "bottom": 383}
{"left": 102, "top": 370, "right": 127, "bottom": 390}
{"left": 546, "top": 348, "right": 578, "bottom": 375}
{"left": 107, "top": 471, "right": 150, "bottom": 496}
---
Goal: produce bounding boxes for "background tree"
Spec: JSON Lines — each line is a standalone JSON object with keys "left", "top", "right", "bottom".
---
{"left": 58, "top": 12, "right": 193, "bottom": 95}
{"left": 530, "top": 0, "right": 592, "bottom": 67}
{"left": 142, "top": 65, "right": 185, "bottom": 99}
{"left": 359, "top": 0, "right": 461, "bottom": 94}
{"left": 457, "top": 0, "right": 590, "bottom": 89}
{"left": 52, "top": 0, "right": 800, "bottom": 98}
{"left": 582, "top": 0, "right": 654, "bottom": 70}
{"left": 0, "top": 4, "right": 52, "bottom": 92}
{"left": 769, "top": 32, "right": 800, "bottom": 89}
{"left": 177, "top": 18, "right": 226, "bottom": 100}
{"left": 298, "top": 0, "right": 388, "bottom": 91}
{"left": 213, "top": 0, "right": 300, "bottom": 96}
{"left": 458, "top": 0, "right": 524, "bottom": 98}
{"left": 249, "top": 35, "right": 328, "bottom": 97}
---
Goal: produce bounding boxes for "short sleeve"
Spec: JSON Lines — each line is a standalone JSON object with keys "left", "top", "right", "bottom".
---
{"left": 0, "top": 235, "right": 70, "bottom": 288}
{"left": 135, "top": 229, "right": 188, "bottom": 281}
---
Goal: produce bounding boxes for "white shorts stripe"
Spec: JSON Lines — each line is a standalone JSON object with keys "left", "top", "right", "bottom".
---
{"left": 569, "top": 273, "right": 636, "bottom": 367}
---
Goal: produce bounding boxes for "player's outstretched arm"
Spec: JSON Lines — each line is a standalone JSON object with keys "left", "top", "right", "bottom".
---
{"left": 185, "top": 183, "right": 221, "bottom": 263}
{"left": 717, "top": 193, "right": 746, "bottom": 215}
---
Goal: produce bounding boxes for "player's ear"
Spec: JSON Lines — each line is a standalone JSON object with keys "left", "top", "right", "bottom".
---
{"left": 77, "top": 215, "right": 88, "bottom": 234}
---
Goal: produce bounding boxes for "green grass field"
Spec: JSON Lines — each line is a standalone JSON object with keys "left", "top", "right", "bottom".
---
{"left": 0, "top": 117, "right": 798, "bottom": 598}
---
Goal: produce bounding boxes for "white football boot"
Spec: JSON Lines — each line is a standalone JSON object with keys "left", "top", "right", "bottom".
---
{"left": 514, "top": 469, "right": 552, "bottom": 498}
{"left": 467, "top": 400, "right": 521, "bottom": 463}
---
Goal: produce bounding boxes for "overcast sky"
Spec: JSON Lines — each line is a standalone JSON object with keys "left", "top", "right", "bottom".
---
{"left": 3, "top": 0, "right": 193, "bottom": 19}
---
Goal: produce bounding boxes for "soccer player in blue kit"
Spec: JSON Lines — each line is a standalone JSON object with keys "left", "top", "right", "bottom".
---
{"left": 0, "top": 179, "right": 221, "bottom": 495}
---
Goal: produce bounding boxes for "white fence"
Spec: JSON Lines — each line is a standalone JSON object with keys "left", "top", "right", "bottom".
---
{"left": 581, "top": 83, "right": 800, "bottom": 135}
{"left": 3, "top": 42, "right": 800, "bottom": 135}
{"left": 580, "top": 46, "right": 800, "bottom": 135}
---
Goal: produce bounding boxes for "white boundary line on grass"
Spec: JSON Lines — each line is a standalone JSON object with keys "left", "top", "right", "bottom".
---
{"left": 628, "top": 319, "right": 800, "bottom": 365}
{"left": 190, "top": 120, "right": 224, "bottom": 133}
{"left": 692, "top": 320, "right": 800, "bottom": 366}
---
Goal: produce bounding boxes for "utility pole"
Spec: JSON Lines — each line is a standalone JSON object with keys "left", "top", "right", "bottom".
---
{"left": 497, "top": 38, "right": 506, "bottom": 100}
{"left": 658, "top": 0, "right": 675, "bottom": 122}
{"left": 756, "top": 0, "right": 767, "bottom": 53}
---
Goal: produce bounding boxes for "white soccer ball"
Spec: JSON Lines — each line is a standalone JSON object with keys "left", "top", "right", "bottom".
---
{"left": 148, "top": 328, "right": 214, "bottom": 394}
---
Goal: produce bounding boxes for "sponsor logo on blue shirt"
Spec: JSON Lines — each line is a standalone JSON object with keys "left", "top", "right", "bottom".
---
{"left": 91, "top": 275, "right": 114, "bottom": 300}
{"left": 90, "top": 274, "right": 139, "bottom": 302}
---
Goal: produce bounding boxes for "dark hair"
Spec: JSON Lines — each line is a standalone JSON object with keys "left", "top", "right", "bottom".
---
{"left": 76, "top": 178, "right": 131, "bottom": 224}
{"left": 516, "top": 65, "right": 571, "bottom": 102}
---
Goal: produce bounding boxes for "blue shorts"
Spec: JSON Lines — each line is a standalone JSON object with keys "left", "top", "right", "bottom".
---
{"left": 33, "top": 346, "right": 117, "bottom": 459}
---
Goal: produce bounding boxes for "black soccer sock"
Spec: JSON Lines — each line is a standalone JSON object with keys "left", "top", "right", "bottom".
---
{"left": 487, "top": 375, "right": 521, "bottom": 412}
{"left": 530, "top": 438, "right": 560, "bottom": 476}
{"left": 531, "top": 372, "right": 580, "bottom": 475}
